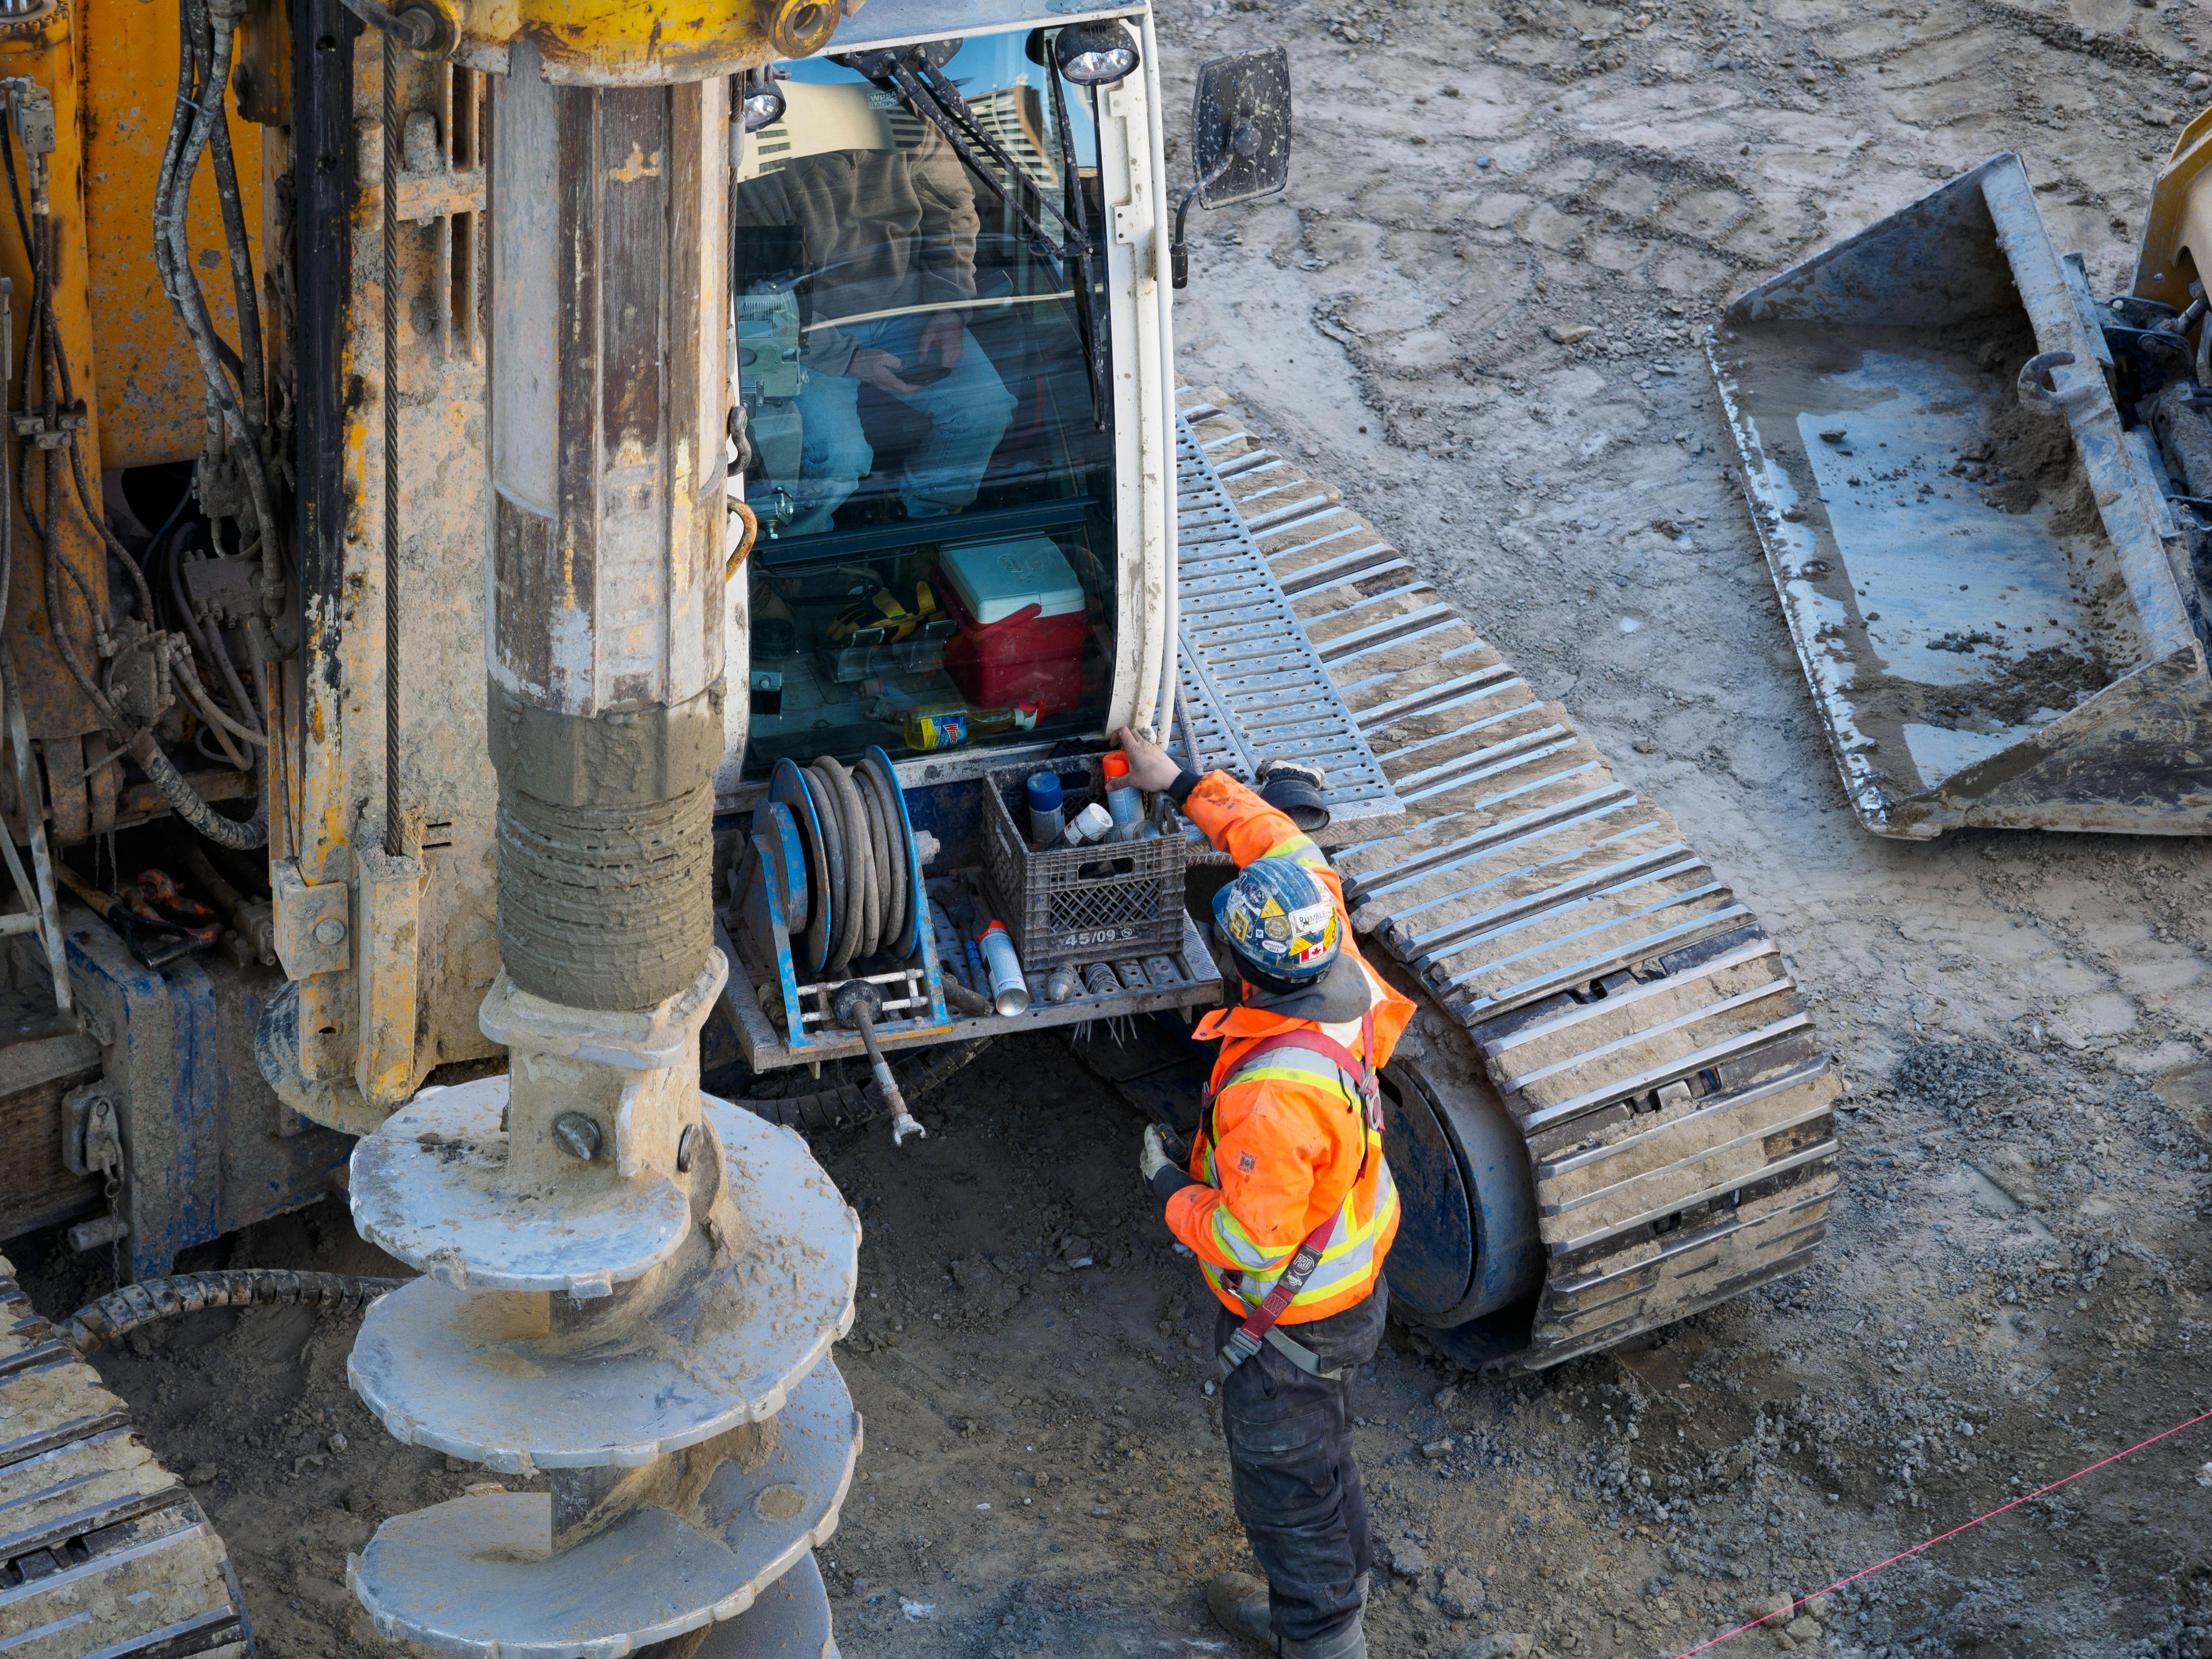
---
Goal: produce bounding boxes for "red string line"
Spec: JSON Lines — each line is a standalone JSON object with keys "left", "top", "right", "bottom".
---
{"left": 1664, "top": 1403, "right": 2212, "bottom": 1659}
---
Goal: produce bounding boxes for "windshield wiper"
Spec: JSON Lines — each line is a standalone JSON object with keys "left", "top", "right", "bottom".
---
{"left": 914, "top": 58, "right": 1106, "bottom": 431}
{"left": 842, "top": 51, "right": 1075, "bottom": 254}
{"left": 840, "top": 46, "right": 1107, "bottom": 429}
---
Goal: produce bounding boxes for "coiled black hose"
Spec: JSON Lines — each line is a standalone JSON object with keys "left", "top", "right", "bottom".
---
{"left": 742, "top": 1037, "right": 991, "bottom": 1134}
{"left": 63, "top": 1269, "right": 400, "bottom": 1357}
{"left": 794, "top": 753, "right": 912, "bottom": 975}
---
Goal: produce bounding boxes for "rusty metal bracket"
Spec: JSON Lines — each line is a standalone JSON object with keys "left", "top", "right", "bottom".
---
{"left": 271, "top": 858, "right": 352, "bottom": 978}
{"left": 355, "top": 843, "right": 426, "bottom": 1107}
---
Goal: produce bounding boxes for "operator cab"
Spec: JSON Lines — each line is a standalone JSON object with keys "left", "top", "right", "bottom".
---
{"left": 730, "top": 32, "right": 1117, "bottom": 777}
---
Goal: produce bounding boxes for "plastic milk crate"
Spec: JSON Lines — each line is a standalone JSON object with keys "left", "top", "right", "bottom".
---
{"left": 978, "top": 756, "right": 1187, "bottom": 970}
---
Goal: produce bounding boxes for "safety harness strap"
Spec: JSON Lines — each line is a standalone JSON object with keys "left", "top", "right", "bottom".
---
{"left": 1217, "top": 1212, "right": 1340, "bottom": 1381}
{"left": 1262, "top": 1323, "right": 1349, "bottom": 1381}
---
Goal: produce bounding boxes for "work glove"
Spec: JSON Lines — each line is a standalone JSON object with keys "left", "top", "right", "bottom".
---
{"left": 1256, "top": 756, "right": 1327, "bottom": 791}
{"left": 1258, "top": 756, "right": 1331, "bottom": 833}
{"left": 1140, "top": 1123, "right": 1173, "bottom": 1185}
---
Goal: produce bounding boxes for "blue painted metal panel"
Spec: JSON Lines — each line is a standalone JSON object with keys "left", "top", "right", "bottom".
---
{"left": 61, "top": 910, "right": 349, "bottom": 1280}
{"left": 153, "top": 958, "right": 223, "bottom": 1276}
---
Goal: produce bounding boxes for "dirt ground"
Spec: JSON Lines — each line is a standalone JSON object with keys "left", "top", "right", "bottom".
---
{"left": 17, "top": 0, "right": 2212, "bottom": 1655}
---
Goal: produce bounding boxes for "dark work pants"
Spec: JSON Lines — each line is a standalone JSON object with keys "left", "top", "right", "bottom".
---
{"left": 1214, "top": 1277, "right": 1387, "bottom": 1649}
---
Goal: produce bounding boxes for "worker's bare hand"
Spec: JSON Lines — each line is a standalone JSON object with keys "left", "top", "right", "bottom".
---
{"left": 1115, "top": 726, "right": 1182, "bottom": 793}
{"left": 915, "top": 312, "right": 966, "bottom": 372}
{"left": 850, "top": 348, "right": 917, "bottom": 396}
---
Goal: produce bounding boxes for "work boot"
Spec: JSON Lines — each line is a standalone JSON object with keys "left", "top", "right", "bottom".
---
{"left": 1205, "top": 1573, "right": 1274, "bottom": 1648}
{"left": 1282, "top": 1616, "right": 1367, "bottom": 1659}
{"left": 1204, "top": 1575, "right": 1369, "bottom": 1659}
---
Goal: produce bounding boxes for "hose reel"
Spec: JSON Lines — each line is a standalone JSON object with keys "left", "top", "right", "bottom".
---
{"left": 766, "top": 750, "right": 921, "bottom": 980}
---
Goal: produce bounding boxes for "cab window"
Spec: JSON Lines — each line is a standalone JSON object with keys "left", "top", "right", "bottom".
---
{"left": 733, "top": 33, "right": 1113, "bottom": 775}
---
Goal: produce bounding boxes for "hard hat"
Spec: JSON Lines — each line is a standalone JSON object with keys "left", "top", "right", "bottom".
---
{"left": 1212, "top": 856, "right": 1342, "bottom": 987}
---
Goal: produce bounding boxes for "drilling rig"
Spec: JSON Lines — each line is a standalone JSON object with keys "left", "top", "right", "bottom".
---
{"left": 0, "top": 0, "right": 1844, "bottom": 1650}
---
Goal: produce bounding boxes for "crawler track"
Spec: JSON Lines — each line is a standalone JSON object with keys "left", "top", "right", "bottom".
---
{"left": 0, "top": 1252, "right": 252, "bottom": 1658}
{"left": 1174, "top": 385, "right": 1840, "bottom": 1372}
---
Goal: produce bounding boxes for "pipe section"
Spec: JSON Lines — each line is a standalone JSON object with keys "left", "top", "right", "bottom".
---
{"left": 487, "top": 46, "right": 730, "bottom": 1010}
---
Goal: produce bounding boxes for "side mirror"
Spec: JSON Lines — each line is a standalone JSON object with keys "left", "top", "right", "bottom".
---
{"left": 1172, "top": 45, "right": 1291, "bottom": 288}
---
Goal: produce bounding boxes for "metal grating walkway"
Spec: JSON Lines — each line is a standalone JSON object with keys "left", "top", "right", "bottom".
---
{"left": 1171, "top": 415, "right": 1403, "bottom": 826}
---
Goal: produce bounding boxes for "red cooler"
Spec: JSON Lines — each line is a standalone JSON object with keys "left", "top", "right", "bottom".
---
{"left": 936, "top": 535, "right": 1089, "bottom": 714}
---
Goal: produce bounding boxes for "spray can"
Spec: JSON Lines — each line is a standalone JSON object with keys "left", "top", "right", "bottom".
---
{"left": 978, "top": 921, "right": 1030, "bottom": 1016}
{"left": 1063, "top": 802, "right": 1113, "bottom": 847}
{"left": 1101, "top": 751, "right": 1143, "bottom": 841}
{"left": 1026, "top": 772, "right": 1065, "bottom": 847}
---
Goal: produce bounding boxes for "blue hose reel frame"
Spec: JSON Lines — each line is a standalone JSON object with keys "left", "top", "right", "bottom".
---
{"left": 736, "top": 748, "right": 945, "bottom": 1053}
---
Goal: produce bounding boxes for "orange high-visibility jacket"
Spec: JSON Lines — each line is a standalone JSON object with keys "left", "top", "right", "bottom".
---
{"left": 1165, "top": 771, "right": 1415, "bottom": 1324}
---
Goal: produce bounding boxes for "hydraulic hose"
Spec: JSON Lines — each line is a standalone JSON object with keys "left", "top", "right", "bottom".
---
{"left": 176, "top": 668, "right": 251, "bottom": 771}
{"left": 137, "top": 740, "right": 268, "bottom": 849}
{"left": 202, "top": 0, "right": 265, "bottom": 435}
{"left": 63, "top": 1269, "right": 400, "bottom": 1356}
{"left": 173, "top": 649, "right": 264, "bottom": 746}
{"left": 0, "top": 73, "right": 265, "bottom": 849}
{"left": 742, "top": 1036, "right": 991, "bottom": 1134}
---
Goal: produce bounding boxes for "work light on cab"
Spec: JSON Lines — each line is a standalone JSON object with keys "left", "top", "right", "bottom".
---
{"left": 1056, "top": 20, "right": 1140, "bottom": 84}
{"left": 742, "top": 68, "right": 789, "bottom": 131}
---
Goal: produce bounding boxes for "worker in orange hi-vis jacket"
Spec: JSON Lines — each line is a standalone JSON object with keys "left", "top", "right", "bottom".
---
{"left": 1115, "top": 726, "right": 1414, "bottom": 1659}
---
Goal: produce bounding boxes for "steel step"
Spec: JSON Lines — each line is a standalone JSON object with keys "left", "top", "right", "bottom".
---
{"left": 1176, "top": 383, "right": 1839, "bottom": 1373}
{"left": 1171, "top": 419, "right": 1403, "bottom": 825}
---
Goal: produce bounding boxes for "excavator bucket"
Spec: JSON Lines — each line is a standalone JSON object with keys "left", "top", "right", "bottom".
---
{"left": 1707, "top": 151, "right": 2212, "bottom": 838}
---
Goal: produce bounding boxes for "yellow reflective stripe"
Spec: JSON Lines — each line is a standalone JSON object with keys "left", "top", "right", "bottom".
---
{"left": 1207, "top": 1205, "right": 1297, "bottom": 1273}
{"left": 1229, "top": 1065, "right": 1355, "bottom": 1094}
{"left": 1223, "top": 1044, "right": 1362, "bottom": 1103}
{"left": 1202, "top": 1154, "right": 1396, "bottom": 1311}
{"left": 1260, "top": 833, "right": 1327, "bottom": 870}
{"left": 1190, "top": 1112, "right": 1393, "bottom": 1312}
{"left": 1232, "top": 1052, "right": 1354, "bottom": 1081}
{"left": 1193, "top": 1144, "right": 1301, "bottom": 1271}
{"left": 1211, "top": 1235, "right": 1377, "bottom": 1309}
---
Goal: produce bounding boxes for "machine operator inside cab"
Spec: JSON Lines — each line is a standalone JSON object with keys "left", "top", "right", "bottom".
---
{"left": 731, "top": 33, "right": 1117, "bottom": 776}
